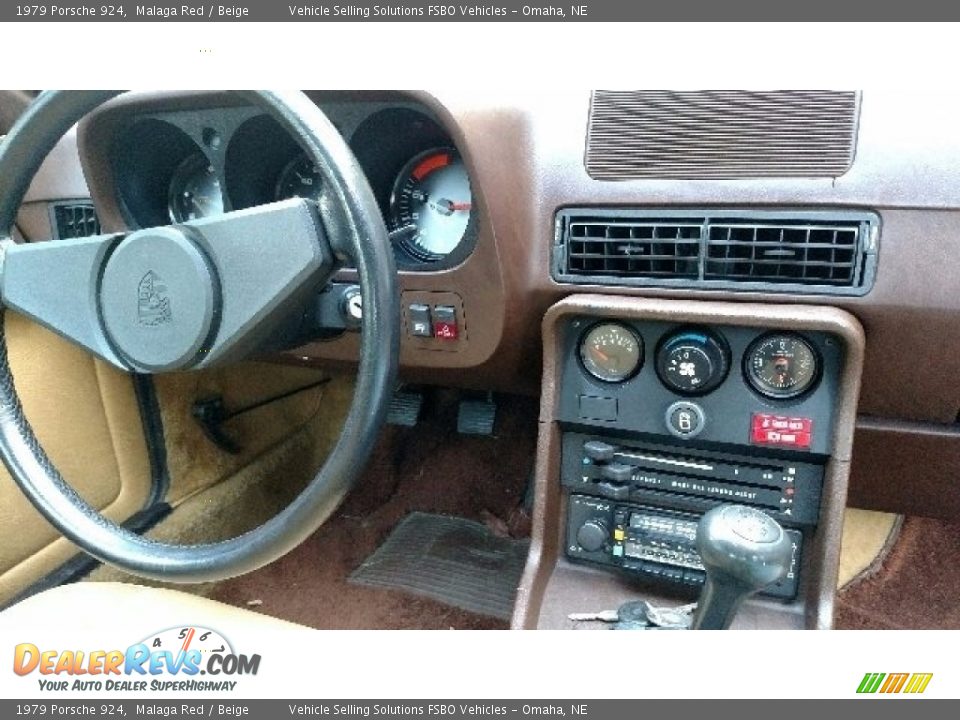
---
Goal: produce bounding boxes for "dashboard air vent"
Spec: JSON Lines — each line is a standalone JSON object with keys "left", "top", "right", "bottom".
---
{"left": 566, "top": 217, "right": 701, "bottom": 279}
{"left": 705, "top": 220, "right": 860, "bottom": 285}
{"left": 52, "top": 203, "right": 100, "bottom": 239}
{"left": 554, "top": 209, "right": 879, "bottom": 296}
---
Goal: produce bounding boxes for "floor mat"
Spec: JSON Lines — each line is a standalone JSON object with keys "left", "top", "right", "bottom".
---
{"left": 349, "top": 512, "right": 529, "bottom": 621}
{"left": 835, "top": 515, "right": 960, "bottom": 629}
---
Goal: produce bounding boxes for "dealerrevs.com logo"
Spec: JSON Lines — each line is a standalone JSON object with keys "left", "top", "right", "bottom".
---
{"left": 13, "top": 626, "right": 261, "bottom": 692}
{"left": 857, "top": 672, "right": 933, "bottom": 695}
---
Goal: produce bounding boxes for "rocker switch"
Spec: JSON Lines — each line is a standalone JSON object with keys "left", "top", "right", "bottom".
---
{"left": 432, "top": 305, "right": 459, "bottom": 341}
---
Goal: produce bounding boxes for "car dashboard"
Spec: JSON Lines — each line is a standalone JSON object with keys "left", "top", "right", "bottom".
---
{"left": 10, "top": 88, "right": 960, "bottom": 629}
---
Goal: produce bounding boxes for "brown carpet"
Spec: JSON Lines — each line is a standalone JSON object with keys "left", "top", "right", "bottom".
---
{"left": 835, "top": 515, "right": 960, "bottom": 629}
{"left": 208, "top": 391, "right": 539, "bottom": 630}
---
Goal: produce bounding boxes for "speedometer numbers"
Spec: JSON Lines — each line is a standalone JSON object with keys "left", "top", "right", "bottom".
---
{"left": 389, "top": 147, "right": 472, "bottom": 262}
{"left": 744, "top": 333, "right": 820, "bottom": 400}
{"left": 275, "top": 155, "right": 323, "bottom": 202}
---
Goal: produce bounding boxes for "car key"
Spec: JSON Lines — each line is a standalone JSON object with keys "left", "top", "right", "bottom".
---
{"left": 568, "top": 601, "right": 652, "bottom": 625}
{"left": 568, "top": 609, "right": 621, "bottom": 623}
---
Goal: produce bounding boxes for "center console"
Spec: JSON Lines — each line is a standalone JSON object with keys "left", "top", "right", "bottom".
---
{"left": 513, "top": 295, "right": 865, "bottom": 630}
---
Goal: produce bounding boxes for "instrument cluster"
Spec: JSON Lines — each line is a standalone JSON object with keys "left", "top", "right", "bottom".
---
{"left": 110, "top": 100, "right": 477, "bottom": 271}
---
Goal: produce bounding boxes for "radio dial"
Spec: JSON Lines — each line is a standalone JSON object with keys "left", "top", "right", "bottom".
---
{"left": 576, "top": 519, "right": 609, "bottom": 552}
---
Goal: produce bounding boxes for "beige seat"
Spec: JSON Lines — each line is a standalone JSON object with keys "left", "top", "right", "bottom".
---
{"left": 0, "top": 582, "right": 308, "bottom": 641}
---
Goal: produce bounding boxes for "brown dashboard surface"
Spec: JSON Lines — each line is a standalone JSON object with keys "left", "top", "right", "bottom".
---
{"left": 14, "top": 89, "right": 960, "bottom": 519}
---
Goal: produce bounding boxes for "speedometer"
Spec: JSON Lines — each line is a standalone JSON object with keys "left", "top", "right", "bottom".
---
{"left": 275, "top": 154, "right": 323, "bottom": 202}
{"left": 389, "top": 147, "right": 472, "bottom": 262}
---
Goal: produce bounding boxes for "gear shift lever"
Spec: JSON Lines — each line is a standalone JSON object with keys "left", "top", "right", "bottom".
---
{"left": 690, "top": 505, "right": 793, "bottom": 630}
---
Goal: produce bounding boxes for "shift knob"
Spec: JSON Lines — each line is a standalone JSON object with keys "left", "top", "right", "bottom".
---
{"left": 690, "top": 505, "right": 793, "bottom": 630}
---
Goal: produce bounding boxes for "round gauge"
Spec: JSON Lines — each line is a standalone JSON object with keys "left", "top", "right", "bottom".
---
{"left": 745, "top": 333, "right": 820, "bottom": 400}
{"left": 389, "top": 147, "right": 472, "bottom": 262}
{"left": 275, "top": 154, "right": 323, "bottom": 202}
{"left": 656, "top": 329, "right": 730, "bottom": 396}
{"left": 579, "top": 323, "right": 644, "bottom": 383}
{"left": 168, "top": 154, "right": 223, "bottom": 223}
{"left": 138, "top": 625, "right": 234, "bottom": 657}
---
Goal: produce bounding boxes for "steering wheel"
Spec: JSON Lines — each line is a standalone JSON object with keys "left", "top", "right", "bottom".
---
{"left": 0, "top": 91, "right": 399, "bottom": 582}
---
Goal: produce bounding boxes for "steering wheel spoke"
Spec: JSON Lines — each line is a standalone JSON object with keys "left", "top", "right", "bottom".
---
{"left": 1, "top": 231, "right": 127, "bottom": 366}
{"left": 0, "top": 90, "right": 398, "bottom": 584}
{"left": 181, "top": 198, "right": 336, "bottom": 367}
{"left": 1, "top": 198, "right": 335, "bottom": 373}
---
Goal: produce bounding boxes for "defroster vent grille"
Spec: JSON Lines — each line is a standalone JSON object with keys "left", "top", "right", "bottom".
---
{"left": 554, "top": 209, "right": 879, "bottom": 296}
{"left": 586, "top": 90, "right": 859, "bottom": 180}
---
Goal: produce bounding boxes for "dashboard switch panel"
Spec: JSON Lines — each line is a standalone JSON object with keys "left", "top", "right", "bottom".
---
{"left": 401, "top": 291, "right": 467, "bottom": 352}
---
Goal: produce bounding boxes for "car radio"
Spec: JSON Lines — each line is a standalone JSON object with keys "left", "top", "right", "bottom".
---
{"left": 566, "top": 494, "right": 802, "bottom": 599}
{"left": 561, "top": 433, "right": 821, "bottom": 599}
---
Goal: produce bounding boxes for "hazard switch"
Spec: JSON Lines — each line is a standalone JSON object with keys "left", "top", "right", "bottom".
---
{"left": 432, "top": 305, "right": 459, "bottom": 341}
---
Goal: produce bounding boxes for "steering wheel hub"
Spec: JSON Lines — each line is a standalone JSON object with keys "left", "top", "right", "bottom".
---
{"left": 99, "top": 226, "right": 219, "bottom": 372}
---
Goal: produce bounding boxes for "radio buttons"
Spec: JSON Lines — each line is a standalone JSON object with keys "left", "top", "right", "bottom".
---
{"left": 665, "top": 401, "right": 705, "bottom": 439}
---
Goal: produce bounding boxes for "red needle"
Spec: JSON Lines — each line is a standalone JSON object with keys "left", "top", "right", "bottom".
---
{"left": 591, "top": 347, "right": 610, "bottom": 362}
{"left": 180, "top": 628, "right": 196, "bottom": 654}
{"left": 448, "top": 202, "right": 472, "bottom": 211}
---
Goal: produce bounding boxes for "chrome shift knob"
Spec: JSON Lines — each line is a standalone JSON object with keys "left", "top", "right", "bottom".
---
{"left": 690, "top": 505, "right": 793, "bottom": 630}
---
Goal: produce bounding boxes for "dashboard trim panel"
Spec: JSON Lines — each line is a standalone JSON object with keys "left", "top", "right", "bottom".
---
{"left": 512, "top": 294, "right": 865, "bottom": 630}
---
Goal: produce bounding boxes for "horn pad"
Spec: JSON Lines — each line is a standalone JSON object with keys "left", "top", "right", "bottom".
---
{"left": 99, "top": 226, "right": 219, "bottom": 372}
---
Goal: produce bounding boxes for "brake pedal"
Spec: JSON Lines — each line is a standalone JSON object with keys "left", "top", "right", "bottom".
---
{"left": 387, "top": 390, "right": 423, "bottom": 427}
{"left": 457, "top": 395, "right": 497, "bottom": 435}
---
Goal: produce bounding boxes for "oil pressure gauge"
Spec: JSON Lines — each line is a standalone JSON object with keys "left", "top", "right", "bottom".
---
{"left": 579, "top": 322, "right": 643, "bottom": 383}
{"left": 745, "top": 333, "right": 820, "bottom": 400}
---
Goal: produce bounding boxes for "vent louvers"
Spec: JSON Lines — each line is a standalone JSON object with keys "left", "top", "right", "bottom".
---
{"left": 566, "top": 219, "right": 701, "bottom": 279}
{"left": 555, "top": 209, "right": 878, "bottom": 296}
{"left": 53, "top": 203, "right": 100, "bottom": 239}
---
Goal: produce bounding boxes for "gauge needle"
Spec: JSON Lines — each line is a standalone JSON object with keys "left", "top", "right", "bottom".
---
{"left": 591, "top": 347, "right": 610, "bottom": 362}
{"left": 448, "top": 201, "right": 472, "bottom": 211}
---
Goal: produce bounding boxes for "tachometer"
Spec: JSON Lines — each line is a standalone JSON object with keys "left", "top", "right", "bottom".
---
{"left": 168, "top": 154, "right": 223, "bottom": 223}
{"left": 745, "top": 333, "right": 820, "bottom": 400}
{"left": 275, "top": 154, "right": 323, "bottom": 202}
{"left": 389, "top": 147, "right": 472, "bottom": 262}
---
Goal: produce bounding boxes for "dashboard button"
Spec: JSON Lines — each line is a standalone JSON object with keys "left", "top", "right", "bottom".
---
{"left": 408, "top": 303, "right": 433, "bottom": 337}
{"left": 665, "top": 401, "right": 705, "bottom": 439}
{"left": 432, "top": 304, "right": 459, "bottom": 340}
{"left": 751, "top": 413, "right": 813, "bottom": 449}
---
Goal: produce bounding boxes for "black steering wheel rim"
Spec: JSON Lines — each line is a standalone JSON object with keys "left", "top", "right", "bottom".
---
{"left": 0, "top": 90, "right": 399, "bottom": 582}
